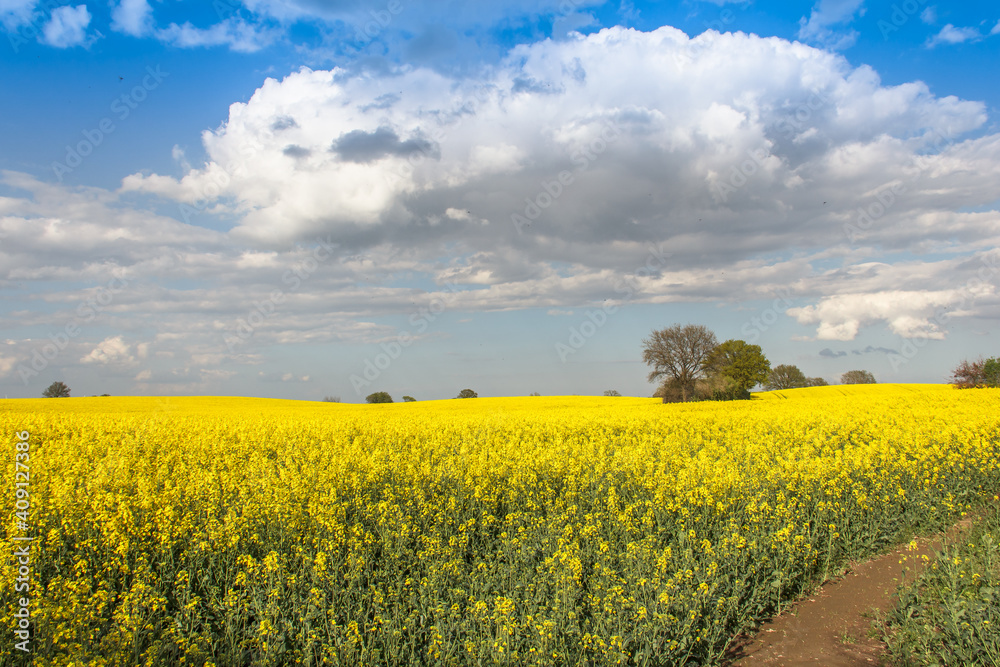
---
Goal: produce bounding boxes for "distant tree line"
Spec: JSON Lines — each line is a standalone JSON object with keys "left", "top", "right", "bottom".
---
{"left": 359, "top": 390, "right": 475, "bottom": 403}
{"left": 642, "top": 324, "right": 878, "bottom": 403}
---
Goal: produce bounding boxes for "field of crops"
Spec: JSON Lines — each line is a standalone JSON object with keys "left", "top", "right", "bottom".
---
{"left": 2, "top": 385, "right": 999, "bottom": 666}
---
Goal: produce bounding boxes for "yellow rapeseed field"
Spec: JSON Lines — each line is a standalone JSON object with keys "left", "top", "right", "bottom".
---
{"left": 2, "top": 385, "right": 999, "bottom": 666}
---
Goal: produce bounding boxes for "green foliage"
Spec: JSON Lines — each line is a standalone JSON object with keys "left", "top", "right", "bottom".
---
{"left": 322, "top": 396, "right": 341, "bottom": 403}
{"left": 985, "top": 358, "right": 1000, "bottom": 387}
{"left": 953, "top": 357, "right": 1000, "bottom": 389}
{"left": 841, "top": 370, "right": 877, "bottom": 385}
{"left": 642, "top": 324, "right": 718, "bottom": 402}
{"left": 885, "top": 503, "right": 1000, "bottom": 665}
{"left": 765, "top": 364, "right": 808, "bottom": 390}
{"left": 42, "top": 381, "right": 71, "bottom": 398}
{"left": 603, "top": 390, "right": 622, "bottom": 397}
{"left": 806, "top": 377, "right": 828, "bottom": 387}
{"left": 529, "top": 392, "right": 542, "bottom": 397}
{"left": 365, "top": 392, "right": 393, "bottom": 404}
{"left": 402, "top": 396, "right": 416, "bottom": 402}
{"left": 709, "top": 386, "right": 752, "bottom": 401}
{"left": 456, "top": 389, "right": 478, "bottom": 399}
{"left": 703, "top": 339, "right": 770, "bottom": 394}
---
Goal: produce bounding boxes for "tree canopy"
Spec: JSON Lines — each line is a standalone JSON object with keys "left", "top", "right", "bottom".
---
{"left": 765, "top": 364, "right": 808, "bottom": 390}
{"left": 642, "top": 324, "right": 718, "bottom": 402}
{"left": 951, "top": 357, "right": 1000, "bottom": 388}
{"left": 841, "top": 370, "right": 876, "bottom": 385}
{"left": 365, "top": 392, "right": 393, "bottom": 403}
{"left": 43, "top": 381, "right": 70, "bottom": 398}
{"left": 456, "top": 389, "right": 478, "bottom": 399}
{"left": 702, "top": 339, "right": 770, "bottom": 394}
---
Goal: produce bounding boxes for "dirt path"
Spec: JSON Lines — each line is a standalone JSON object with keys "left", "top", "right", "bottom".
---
{"left": 725, "top": 516, "right": 978, "bottom": 667}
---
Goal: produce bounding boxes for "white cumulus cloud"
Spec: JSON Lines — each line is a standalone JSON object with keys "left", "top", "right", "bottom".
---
{"left": 41, "top": 4, "right": 91, "bottom": 48}
{"left": 111, "top": 0, "right": 154, "bottom": 37}
{"left": 81, "top": 336, "right": 137, "bottom": 365}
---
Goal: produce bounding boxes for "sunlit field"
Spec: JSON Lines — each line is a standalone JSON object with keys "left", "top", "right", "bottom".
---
{"left": 3, "top": 385, "right": 999, "bottom": 666}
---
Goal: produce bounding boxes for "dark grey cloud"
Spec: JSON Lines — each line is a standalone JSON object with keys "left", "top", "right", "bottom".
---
{"left": 360, "top": 93, "right": 401, "bottom": 112}
{"left": 331, "top": 126, "right": 439, "bottom": 163}
{"left": 271, "top": 116, "right": 299, "bottom": 131}
{"left": 819, "top": 348, "right": 847, "bottom": 358}
{"left": 283, "top": 145, "right": 312, "bottom": 159}
{"left": 511, "top": 76, "right": 562, "bottom": 95}
{"left": 852, "top": 345, "right": 898, "bottom": 355}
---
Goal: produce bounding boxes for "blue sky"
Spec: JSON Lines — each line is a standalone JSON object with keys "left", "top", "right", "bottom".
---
{"left": 1, "top": 0, "right": 999, "bottom": 401}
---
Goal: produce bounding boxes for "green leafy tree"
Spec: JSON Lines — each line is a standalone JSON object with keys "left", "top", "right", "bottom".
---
{"left": 42, "top": 381, "right": 70, "bottom": 398}
{"left": 529, "top": 392, "right": 541, "bottom": 396}
{"left": 765, "top": 364, "right": 808, "bottom": 390}
{"left": 841, "top": 370, "right": 876, "bottom": 385}
{"left": 322, "top": 396, "right": 341, "bottom": 403}
{"left": 603, "top": 389, "right": 622, "bottom": 397}
{"left": 703, "top": 339, "right": 770, "bottom": 395}
{"left": 984, "top": 358, "right": 1000, "bottom": 387}
{"left": 402, "top": 396, "right": 416, "bottom": 402}
{"left": 806, "top": 377, "right": 828, "bottom": 387}
{"left": 456, "top": 389, "right": 478, "bottom": 399}
{"left": 365, "top": 391, "right": 393, "bottom": 404}
{"left": 952, "top": 357, "right": 1000, "bottom": 388}
{"left": 642, "top": 324, "right": 718, "bottom": 402}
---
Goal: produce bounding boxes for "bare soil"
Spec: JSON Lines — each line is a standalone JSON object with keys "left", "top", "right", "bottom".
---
{"left": 725, "top": 515, "right": 979, "bottom": 667}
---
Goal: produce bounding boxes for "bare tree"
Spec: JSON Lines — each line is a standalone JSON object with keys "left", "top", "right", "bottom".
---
{"left": 642, "top": 324, "right": 718, "bottom": 402}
